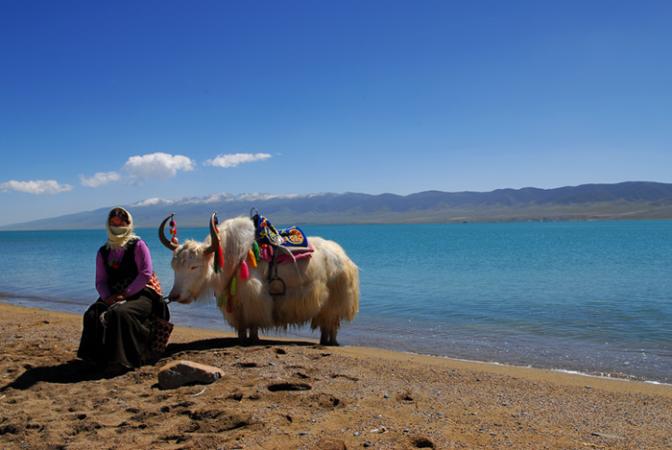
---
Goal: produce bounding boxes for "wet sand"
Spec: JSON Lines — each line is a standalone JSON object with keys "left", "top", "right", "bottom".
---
{"left": 1, "top": 302, "right": 671, "bottom": 449}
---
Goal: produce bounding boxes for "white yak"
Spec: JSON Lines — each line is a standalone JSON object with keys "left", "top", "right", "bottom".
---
{"left": 159, "top": 214, "right": 359, "bottom": 345}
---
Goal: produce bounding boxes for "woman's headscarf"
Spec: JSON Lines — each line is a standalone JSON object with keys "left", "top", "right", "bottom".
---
{"left": 106, "top": 206, "right": 139, "bottom": 249}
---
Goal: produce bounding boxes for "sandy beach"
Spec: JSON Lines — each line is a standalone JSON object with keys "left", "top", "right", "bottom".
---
{"left": 1, "top": 302, "right": 671, "bottom": 449}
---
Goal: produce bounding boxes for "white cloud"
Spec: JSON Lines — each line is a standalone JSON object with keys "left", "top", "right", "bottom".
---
{"left": 204, "top": 152, "right": 272, "bottom": 168}
{"left": 0, "top": 179, "right": 73, "bottom": 195}
{"left": 132, "top": 197, "right": 174, "bottom": 207}
{"left": 80, "top": 171, "right": 120, "bottom": 188}
{"left": 236, "top": 192, "right": 301, "bottom": 201}
{"left": 123, "top": 152, "right": 195, "bottom": 180}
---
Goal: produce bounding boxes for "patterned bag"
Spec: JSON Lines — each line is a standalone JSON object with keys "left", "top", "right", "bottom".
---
{"left": 150, "top": 315, "right": 174, "bottom": 355}
{"left": 146, "top": 273, "right": 173, "bottom": 355}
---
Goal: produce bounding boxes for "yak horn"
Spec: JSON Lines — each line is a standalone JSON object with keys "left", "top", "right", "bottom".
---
{"left": 205, "top": 212, "right": 220, "bottom": 255}
{"left": 158, "top": 214, "right": 178, "bottom": 251}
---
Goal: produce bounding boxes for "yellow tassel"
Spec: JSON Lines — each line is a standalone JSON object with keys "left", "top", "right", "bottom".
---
{"left": 216, "top": 292, "right": 226, "bottom": 308}
{"left": 248, "top": 249, "right": 257, "bottom": 268}
{"left": 230, "top": 276, "right": 238, "bottom": 296}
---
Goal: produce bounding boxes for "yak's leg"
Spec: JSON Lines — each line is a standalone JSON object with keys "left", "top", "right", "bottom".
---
{"left": 248, "top": 327, "right": 259, "bottom": 343}
{"left": 328, "top": 328, "right": 340, "bottom": 346}
{"left": 320, "top": 329, "right": 330, "bottom": 346}
{"left": 237, "top": 328, "right": 247, "bottom": 344}
{"left": 320, "top": 326, "right": 339, "bottom": 346}
{"left": 319, "top": 320, "right": 341, "bottom": 346}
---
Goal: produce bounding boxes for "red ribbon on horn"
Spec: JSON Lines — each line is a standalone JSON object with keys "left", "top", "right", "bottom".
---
{"left": 169, "top": 216, "right": 179, "bottom": 244}
{"left": 213, "top": 214, "right": 225, "bottom": 273}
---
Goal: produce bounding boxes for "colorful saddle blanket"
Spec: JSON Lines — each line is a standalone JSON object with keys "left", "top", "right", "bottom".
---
{"left": 252, "top": 212, "right": 313, "bottom": 263}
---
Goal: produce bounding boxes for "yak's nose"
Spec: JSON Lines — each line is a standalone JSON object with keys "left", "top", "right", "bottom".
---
{"left": 168, "top": 291, "right": 180, "bottom": 302}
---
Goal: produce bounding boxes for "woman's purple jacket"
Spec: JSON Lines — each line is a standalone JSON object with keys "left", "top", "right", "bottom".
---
{"left": 95, "top": 239, "right": 153, "bottom": 300}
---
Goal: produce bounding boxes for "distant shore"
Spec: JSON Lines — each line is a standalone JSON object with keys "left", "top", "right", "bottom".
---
{"left": 3, "top": 181, "right": 672, "bottom": 230}
{"left": 1, "top": 302, "right": 671, "bottom": 449}
{"left": 3, "top": 215, "right": 672, "bottom": 231}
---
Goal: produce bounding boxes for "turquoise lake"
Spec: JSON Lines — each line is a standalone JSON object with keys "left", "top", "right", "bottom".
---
{"left": 1, "top": 221, "right": 671, "bottom": 382}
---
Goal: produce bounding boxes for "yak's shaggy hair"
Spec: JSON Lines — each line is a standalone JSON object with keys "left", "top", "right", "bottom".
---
{"left": 169, "top": 217, "right": 359, "bottom": 345}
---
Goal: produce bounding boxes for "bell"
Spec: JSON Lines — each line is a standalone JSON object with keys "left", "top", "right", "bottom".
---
{"left": 269, "top": 277, "right": 286, "bottom": 296}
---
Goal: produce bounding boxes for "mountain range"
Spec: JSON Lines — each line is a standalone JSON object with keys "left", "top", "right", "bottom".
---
{"left": 3, "top": 181, "right": 672, "bottom": 230}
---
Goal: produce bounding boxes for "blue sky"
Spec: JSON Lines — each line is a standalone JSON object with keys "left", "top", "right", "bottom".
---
{"left": 1, "top": 1, "right": 671, "bottom": 225}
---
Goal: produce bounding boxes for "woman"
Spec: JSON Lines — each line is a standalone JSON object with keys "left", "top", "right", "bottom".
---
{"left": 77, "top": 207, "right": 168, "bottom": 373}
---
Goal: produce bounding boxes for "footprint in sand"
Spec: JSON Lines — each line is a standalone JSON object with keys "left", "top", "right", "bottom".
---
{"left": 312, "top": 393, "right": 344, "bottom": 409}
{"left": 181, "top": 410, "right": 254, "bottom": 433}
{"left": 397, "top": 391, "right": 415, "bottom": 402}
{"left": 227, "top": 392, "right": 244, "bottom": 401}
{"left": 330, "top": 373, "right": 359, "bottom": 382}
{"left": 160, "top": 434, "right": 190, "bottom": 444}
{"left": 267, "top": 382, "right": 311, "bottom": 392}
{"left": 235, "top": 361, "right": 258, "bottom": 368}
{"left": 412, "top": 436, "right": 436, "bottom": 448}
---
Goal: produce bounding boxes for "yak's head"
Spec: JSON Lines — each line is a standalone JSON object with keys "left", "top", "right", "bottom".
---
{"left": 159, "top": 213, "right": 220, "bottom": 304}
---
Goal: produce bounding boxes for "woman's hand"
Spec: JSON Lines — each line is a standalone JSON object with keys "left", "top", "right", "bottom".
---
{"left": 103, "top": 294, "right": 125, "bottom": 306}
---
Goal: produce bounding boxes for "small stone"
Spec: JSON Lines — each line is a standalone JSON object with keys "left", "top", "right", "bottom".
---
{"left": 158, "top": 360, "right": 224, "bottom": 390}
{"left": 353, "top": 431, "right": 361, "bottom": 436}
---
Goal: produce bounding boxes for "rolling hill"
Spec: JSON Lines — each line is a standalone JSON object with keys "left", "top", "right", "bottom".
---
{"left": 3, "top": 181, "right": 672, "bottom": 230}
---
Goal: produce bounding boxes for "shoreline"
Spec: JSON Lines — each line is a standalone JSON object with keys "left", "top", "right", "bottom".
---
{"left": 1, "top": 301, "right": 672, "bottom": 449}
{"left": 2, "top": 294, "right": 671, "bottom": 387}
{"left": 4, "top": 301, "right": 669, "bottom": 396}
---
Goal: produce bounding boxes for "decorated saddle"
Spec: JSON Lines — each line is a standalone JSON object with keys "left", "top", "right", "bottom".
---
{"left": 252, "top": 212, "right": 313, "bottom": 263}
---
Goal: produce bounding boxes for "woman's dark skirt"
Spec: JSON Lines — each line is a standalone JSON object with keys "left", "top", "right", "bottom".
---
{"left": 77, "top": 291, "right": 168, "bottom": 369}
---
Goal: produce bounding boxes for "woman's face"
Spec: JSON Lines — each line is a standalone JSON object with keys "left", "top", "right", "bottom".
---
{"left": 109, "top": 216, "right": 128, "bottom": 227}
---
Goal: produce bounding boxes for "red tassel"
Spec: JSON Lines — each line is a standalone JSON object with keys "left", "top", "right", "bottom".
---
{"left": 240, "top": 260, "right": 250, "bottom": 280}
{"left": 215, "top": 244, "right": 225, "bottom": 272}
